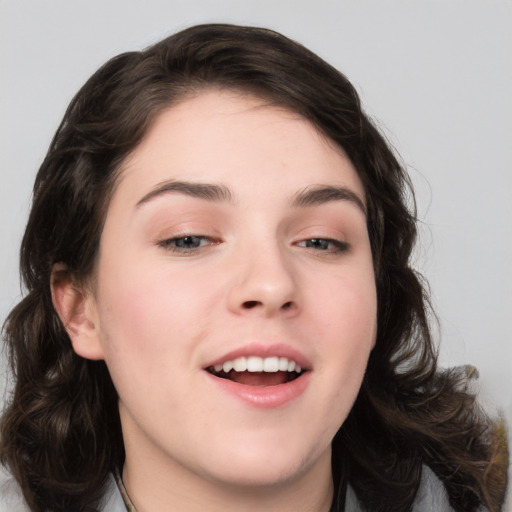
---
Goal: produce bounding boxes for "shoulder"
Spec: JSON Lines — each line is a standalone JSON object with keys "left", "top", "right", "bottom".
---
{"left": 345, "top": 465, "right": 488, "bottom": 512}
{"left": 0, "top": 467, "right": 126, "bottom": 512}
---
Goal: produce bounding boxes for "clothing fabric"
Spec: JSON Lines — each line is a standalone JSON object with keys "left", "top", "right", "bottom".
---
{"left": 0, "top": 464, "right": 461, "bottom": 511}
{"left": 0, "top": 465, "right": 125, "bottom": 512}
{"left": 344, "top": 466, "right": 456, "bottom": 511}
{"left": 114, "top": 470, "right": 137, "bottom": 512}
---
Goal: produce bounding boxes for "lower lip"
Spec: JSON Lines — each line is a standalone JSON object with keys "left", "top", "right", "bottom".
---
{"left": 205, "top": 371, "right": 311, "bottom": 409}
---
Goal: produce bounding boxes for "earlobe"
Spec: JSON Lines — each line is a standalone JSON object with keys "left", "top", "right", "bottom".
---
{"left": 50, "top": 264, "right": 105, "bottom": 360}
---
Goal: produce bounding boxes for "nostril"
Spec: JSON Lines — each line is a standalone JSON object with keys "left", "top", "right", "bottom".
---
{"left": 242, "top": 300, "right": 261, "bottom": 309}
{"left": 241, "top": 300, "right": 295, "bottom": 311}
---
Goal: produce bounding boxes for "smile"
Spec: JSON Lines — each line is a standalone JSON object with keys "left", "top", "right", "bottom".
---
{"left": 212, "top": 355, "right": 302, "bottom": 373}
{"left": 204, "top": 346, "right": 311, "bottom": 408}
{"left": 207, "top": 356, "right": 304, "bottom": 387}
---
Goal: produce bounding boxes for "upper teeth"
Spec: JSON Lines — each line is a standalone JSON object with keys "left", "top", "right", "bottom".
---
{"left": 213, "top": 356, "right": 302, "bottom": 374}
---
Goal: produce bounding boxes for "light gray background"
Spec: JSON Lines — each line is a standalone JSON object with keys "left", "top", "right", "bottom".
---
{"left": 1, "top": 0, "right": 511, "bottom": 502}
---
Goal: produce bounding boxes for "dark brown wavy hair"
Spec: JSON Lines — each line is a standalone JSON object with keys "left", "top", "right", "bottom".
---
{"left": 1, "top": 24, "right": 508, "bottom": 512}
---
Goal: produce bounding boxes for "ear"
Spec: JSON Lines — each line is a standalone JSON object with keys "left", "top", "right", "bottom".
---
{"left": 51, "top": 263, "right": 105, "bottom": 360}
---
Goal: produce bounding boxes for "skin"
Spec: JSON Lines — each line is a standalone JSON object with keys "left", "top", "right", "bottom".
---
{"left": 52, "top": 90, "right": 377, "bottom": 512}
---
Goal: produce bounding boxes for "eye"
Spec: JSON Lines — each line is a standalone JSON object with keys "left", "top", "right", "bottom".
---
{"left": 158, "top": 235, "right": 217, "bottom": 254}
{"left": 297, "top": 238, "right": 349, "bottom": 254}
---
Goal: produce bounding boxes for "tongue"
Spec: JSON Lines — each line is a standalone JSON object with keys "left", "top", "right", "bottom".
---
{"left": 228, "top": 371, "right": 290, "bottom": 386}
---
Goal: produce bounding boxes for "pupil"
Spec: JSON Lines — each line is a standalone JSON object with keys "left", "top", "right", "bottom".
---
{"left": 177, "top": 236, "right": 200, "bottom": 248}
{"left": 309, "top": 239, "right": 328, "bottom": 250}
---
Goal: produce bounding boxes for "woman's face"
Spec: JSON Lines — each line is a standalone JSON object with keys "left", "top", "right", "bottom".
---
{"left": 82, "top": 90, "right": 377, "bottom": 490}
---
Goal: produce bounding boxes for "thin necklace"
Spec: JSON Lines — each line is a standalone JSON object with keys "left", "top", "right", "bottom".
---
{"left": 114, "top": 468, "right": 138, "bottom": 512}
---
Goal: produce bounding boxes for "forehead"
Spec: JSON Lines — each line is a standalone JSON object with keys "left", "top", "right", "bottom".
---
{"left": 113, "top": 89, "right": 365, "bottom": 207}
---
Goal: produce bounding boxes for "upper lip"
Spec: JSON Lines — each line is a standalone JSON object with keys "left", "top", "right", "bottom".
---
{"left": 203, "top": 343, "right": 312, "bottom": 371}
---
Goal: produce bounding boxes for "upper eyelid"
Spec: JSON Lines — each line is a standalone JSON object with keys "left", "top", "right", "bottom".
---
{"left": 154, "top": 221, "right": 351, "bottom": 245}
{"left": 292, "top": 229, "right": 348, "bottom": 243}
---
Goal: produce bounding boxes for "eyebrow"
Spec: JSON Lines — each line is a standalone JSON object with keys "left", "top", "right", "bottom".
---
{"left": 291, "top": 185, "right": 366, "bottom": 215}
{"left": 136, "top": 180, "right": 233, "bottom": 207}
{"left": 135, "top": 180, "right": 366, "bottom": 215}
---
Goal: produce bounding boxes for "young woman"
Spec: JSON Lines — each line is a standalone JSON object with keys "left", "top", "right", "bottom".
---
{"left": 0, "top": 24, "right": 507, "bottom": 512}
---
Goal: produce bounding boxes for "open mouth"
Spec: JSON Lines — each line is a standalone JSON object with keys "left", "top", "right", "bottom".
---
{"left": 206, "top": 356, "right": 306, "bottom": 387}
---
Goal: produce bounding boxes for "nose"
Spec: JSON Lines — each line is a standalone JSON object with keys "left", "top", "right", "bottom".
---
{"left": 227, "top": 243, "right": 300, "bottom": 317}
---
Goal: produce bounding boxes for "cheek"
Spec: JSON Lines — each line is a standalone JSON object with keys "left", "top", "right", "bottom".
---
{"left": 93, "top": 257, "right": 218, "bottom": 364}
{"left": 325, "top": 292, "right": 376, "bottom": 431}
{"left": 310, "top": 269, "right": 377, "bottom": 400}
{"left": 92, "top": 263, "right": 218, "bottom": 418}
{"left": 315, "top": 269, "right": 377, "bottom": 343}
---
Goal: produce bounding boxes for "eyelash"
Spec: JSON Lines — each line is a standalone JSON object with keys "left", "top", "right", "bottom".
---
{"left": 296, "top": 238, "right": 349, "bottom": 255}
{"left": 158, "top": 235, "right": 349, "bottom": 256}
{"left": 158, "top": 235, "right": 217, "bottom": 254}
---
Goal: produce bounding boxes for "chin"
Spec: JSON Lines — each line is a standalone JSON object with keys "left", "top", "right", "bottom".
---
{"left": 198, "top": 438, "right": 330, "bottom": 489}
{"left": 208, "top": 461, "right": 307, "bottom": 489}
